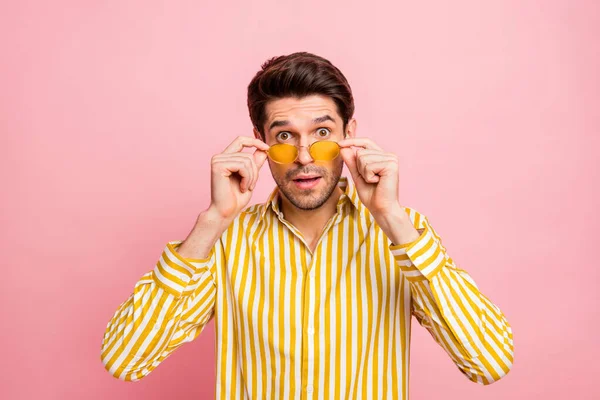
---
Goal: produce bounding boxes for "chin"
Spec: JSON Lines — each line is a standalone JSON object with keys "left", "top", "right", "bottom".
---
{"left": 274, "top": 161, "right": 343, "bottom": 208}
{"left": 284, "top": 176, "right": 341, "bottom": 210}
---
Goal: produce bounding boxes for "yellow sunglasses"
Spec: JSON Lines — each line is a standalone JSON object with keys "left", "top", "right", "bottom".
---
{"left": 266, "top": 140, "right": 341, "bottom": 164}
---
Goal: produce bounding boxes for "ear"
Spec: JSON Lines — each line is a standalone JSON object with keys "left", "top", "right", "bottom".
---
{"left": 345, "top": 118, "right": 357, "bottom": 139}
{"left": 253, "top": 126, "right": 264, "bottom": 141}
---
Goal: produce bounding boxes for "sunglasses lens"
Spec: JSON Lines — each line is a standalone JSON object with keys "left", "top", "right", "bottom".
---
{"left": 310, "top": 141, "right": 340, "bottom": 161}
{"left": 268, "top": 144, "right": 298, "bottom": 163}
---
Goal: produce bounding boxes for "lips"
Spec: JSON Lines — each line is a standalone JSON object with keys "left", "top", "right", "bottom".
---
{"left": 292, "top": 176, "right": 322, "bottom": 190}
{"left": 293, "top": 175, "right": 321, "bottom": 181}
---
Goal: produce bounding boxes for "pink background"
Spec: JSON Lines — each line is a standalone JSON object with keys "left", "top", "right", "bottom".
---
{"left": 1, "top": 1, "right": 598, "bottom": 399}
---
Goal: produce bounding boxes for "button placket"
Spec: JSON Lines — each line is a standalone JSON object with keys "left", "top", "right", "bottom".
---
{"left": 274, "top": 200, "right": 346, "bottom": 396}
{"left": 302, "top": 246, "right": 319, "bottom": 397}
{"left": 307, "top": 266, "right": 316, "bottom": 338}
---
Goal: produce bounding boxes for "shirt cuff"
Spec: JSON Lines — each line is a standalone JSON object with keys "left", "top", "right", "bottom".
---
{"left": 389, "top": 224, "right": 446, "bottom": 282}
{"left": 152, "top": 240, "right": 215, "bottom": 297}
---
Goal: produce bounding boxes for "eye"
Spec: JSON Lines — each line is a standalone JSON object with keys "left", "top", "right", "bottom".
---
{"left": 276, "top": 131, "right": 291, "bottom": 141}
{"left": 317, "top": 128, "right": 331, "bottom": 137}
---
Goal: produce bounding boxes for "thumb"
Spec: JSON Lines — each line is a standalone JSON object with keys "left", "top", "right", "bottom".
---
{"left": 254, "top": 149, "right": 268, "bottom": 170}
{"left": 340, "top": 147, "right": 360, "bottom": 182}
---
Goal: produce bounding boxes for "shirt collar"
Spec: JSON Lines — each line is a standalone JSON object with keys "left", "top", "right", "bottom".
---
{"left": 259, "top": 176, "right": 362, "bottom": 220}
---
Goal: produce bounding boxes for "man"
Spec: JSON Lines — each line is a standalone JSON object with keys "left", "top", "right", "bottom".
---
{"left": 101, "top": 52, "right": 513, "bottom": 399}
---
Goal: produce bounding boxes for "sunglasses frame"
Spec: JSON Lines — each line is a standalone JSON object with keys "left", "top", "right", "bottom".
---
{"left": 267, "top": 140, "right": 341, "bottom": 164}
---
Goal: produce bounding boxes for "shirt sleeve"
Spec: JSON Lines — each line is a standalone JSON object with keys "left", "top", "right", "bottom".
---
{"left": 389, "top": 208, "right": 514, "bottom": 385}
{"left": 100, "top": 240, "right": 218, "bottom": 381}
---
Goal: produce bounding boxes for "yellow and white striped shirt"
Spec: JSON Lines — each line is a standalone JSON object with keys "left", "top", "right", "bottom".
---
{"left": 101, "top": 176, "right": 513, "bottom": 399}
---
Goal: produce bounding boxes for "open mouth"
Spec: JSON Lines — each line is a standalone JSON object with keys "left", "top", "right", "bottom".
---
{"left": 293, "top": 177, "right": 320, "bottom": 183}
{"left": 292, "top": 176, "right": 322, "bottom": 189}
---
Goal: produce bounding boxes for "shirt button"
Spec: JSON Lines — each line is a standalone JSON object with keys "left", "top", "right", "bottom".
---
{"left": 153, "top": 325, "right": 159, "bottom": 331}
{"left": 179, "top": 273, "right": 187, "bottom": 280}
{"left": 309, "top": 271, "right": 315, "bottom": 278}
{"left": 307, "top": 326, "right": 315, "bottom": 334}
{"left": 306, "top": 385, "right": 314, "bottom": 394}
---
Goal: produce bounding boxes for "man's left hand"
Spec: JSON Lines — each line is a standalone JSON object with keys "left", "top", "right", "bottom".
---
{"left": 338, "top": 137, "right": 421, "bottom": 246}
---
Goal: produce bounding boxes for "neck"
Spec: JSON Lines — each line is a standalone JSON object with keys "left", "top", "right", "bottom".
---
{"left": 279, "top": 186, "right": 344, "bottom": 239}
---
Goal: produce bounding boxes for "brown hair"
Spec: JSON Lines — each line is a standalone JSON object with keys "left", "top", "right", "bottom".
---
{"left": 247, "top": 52, "right": 355, "bottom": 140}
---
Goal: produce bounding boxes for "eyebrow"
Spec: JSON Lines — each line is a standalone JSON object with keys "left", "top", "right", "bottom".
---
{"left": 268, "top": 115, "right": 336, "bottom": 131}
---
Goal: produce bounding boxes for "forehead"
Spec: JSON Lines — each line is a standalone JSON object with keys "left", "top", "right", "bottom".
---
{"left": 264, "top": 95, "right": 341, "bottom": 128}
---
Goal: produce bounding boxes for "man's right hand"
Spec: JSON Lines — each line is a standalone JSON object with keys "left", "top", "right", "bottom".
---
{"left": 207, "top": 136, "right": 270, "bottom": 222}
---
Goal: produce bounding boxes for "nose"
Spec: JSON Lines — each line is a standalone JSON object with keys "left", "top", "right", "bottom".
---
{"left": 296, "top": 144, "right": 314, "bottom": 165}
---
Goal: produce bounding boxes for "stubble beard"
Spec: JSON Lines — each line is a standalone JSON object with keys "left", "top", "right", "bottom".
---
{"left": 271, "top": 160, "right": 343, "bottom": 211}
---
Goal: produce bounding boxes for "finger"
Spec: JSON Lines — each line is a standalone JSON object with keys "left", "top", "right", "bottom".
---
{"left": 232, "top": 154, "right": 257, "bottom": 190}
{"left": 250, "top": 155, "right": 259, "bottom": 190}
{"left": 214, "top": 154, "right": 257, "bottom": 190}
{"left": 363, "top": 160, "right": 397, "bottom": 183}
{"left": 248, "top": 154, "right": 258, "bottom": 190}
{"left": 356, "top": 153, "right": 396, "bottom": 167}
{"left": 361, "top": 160, "right": 378, "bottom": 183}
{"left": 356, "top": 148, "right": 388, "bottom": 157}
{"left": 340, "top": 147, "right": 361, "bottom": 183}
{"left": 356, "top": 154, "right": 394, "bottom": 177}
{"left": 253, "top": 150, "right": 268, "bottom": 188}
{"left": 337, "top": 137, "right": 383, "bottom": 151}
{"left": 362, "top": 160, "right": 390, "bottom": 183}
{"left": 215, "top": 160, "right": 252, "bottom": 192}
{"left": 223, "top": 136, "right": 270, "bottom": 154}
{"left": 236, "top": 164, "right": 251, "bottom": 193}
{"left": 253, "top": 150, "right": 268, "bottom": 170}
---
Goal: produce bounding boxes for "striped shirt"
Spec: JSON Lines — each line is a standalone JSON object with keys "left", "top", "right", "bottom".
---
{"left": 101, "top": 176, "right": 514, "bottom": 399}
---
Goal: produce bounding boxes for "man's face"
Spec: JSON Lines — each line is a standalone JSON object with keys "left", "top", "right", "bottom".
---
{"left": 257, "top": 94, "right": 354, "bottom": 211}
